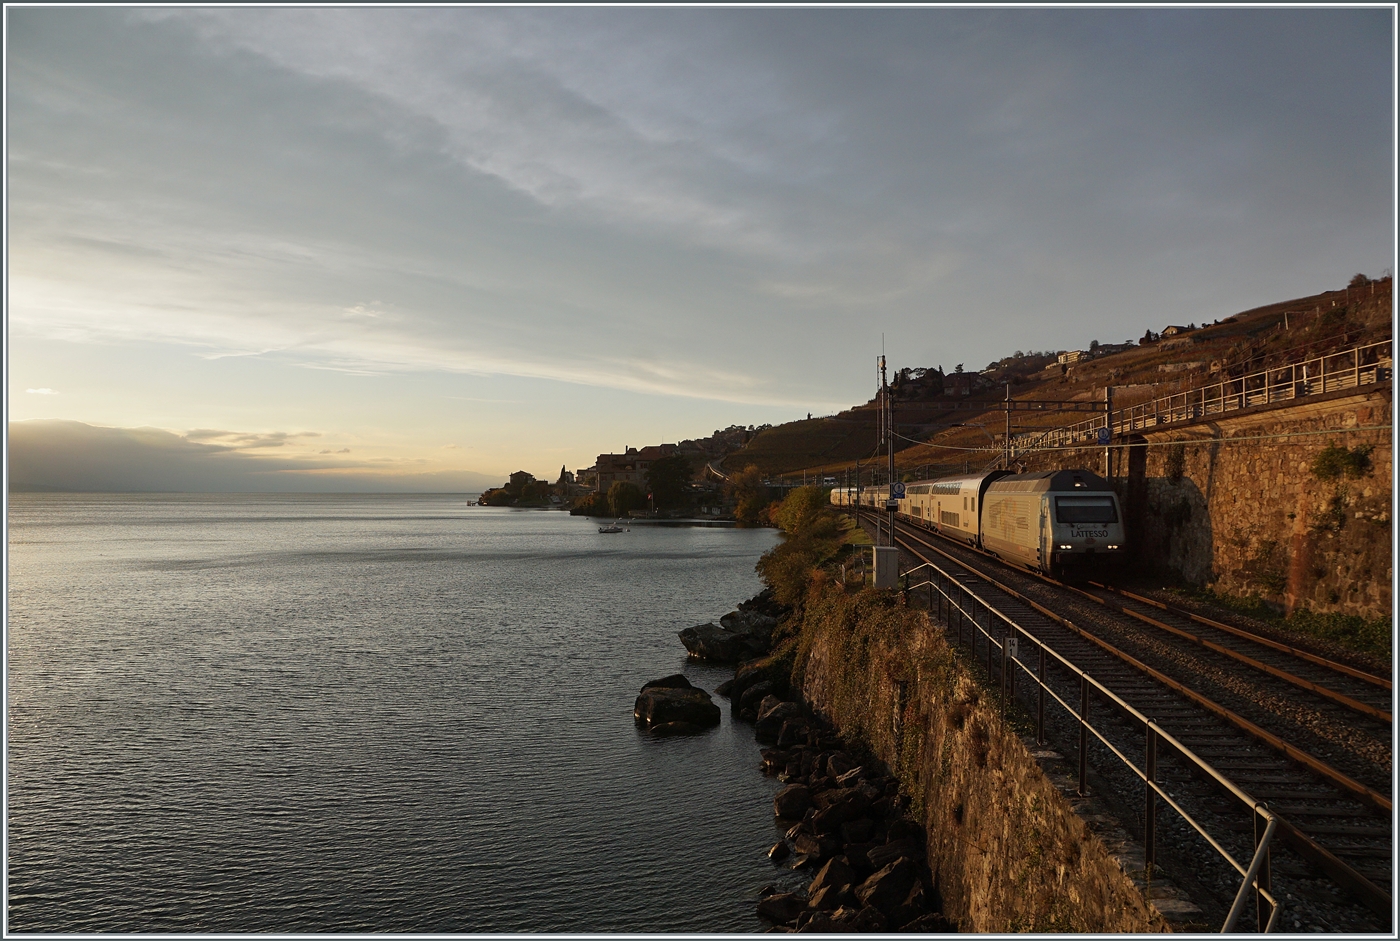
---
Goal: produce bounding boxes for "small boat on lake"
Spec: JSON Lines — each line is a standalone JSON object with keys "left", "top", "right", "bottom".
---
{"left": 598, "top": 520, "right": 628, "bottom": 533}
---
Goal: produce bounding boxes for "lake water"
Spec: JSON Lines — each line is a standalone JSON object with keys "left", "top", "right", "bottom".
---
{"left": 6, "top": 494, "right": 805, "bottom": 932}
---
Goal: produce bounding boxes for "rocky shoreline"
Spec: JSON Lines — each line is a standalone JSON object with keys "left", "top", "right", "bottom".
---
{"left": 635, "top": 590, "right": 956, "bottom": 933}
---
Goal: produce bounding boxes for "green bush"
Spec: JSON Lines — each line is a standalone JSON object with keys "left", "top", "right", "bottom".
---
{"left": 755, "top": 493, "right": 847, "bottom": 611}
{"left": 1311, "top": 444, "right": 1372, "bottom": 481}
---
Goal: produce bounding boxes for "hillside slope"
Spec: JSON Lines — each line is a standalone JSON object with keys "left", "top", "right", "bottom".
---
{"left": 722, "top": 276, "right": 1391, "bottom": 480}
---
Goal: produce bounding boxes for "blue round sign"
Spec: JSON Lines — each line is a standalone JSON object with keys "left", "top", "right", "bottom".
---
{"left": 1096, "top": 427, "right": 1111, "bottom": 446}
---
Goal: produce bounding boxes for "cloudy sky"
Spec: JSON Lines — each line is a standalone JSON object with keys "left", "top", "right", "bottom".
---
{"left": 7, "top": 7, "right": 1394, "bottom": 490}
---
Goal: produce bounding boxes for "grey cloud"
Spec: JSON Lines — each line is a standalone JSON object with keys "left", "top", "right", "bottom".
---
{"left": 8, "top": 421, "right": 498, "bottom": 493}
{"left": 7, "top": 8, "right": 1392, "bottom": 396}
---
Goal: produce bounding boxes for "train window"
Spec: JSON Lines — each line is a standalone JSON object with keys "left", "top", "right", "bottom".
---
{"left": 1055, "top": 496, "right": 1119, "bottom": 523}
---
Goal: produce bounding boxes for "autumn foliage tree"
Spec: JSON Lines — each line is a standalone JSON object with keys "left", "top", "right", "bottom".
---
{"left": 725, "top": 465, "right": 772, "bottom": 527}
{"left": 756, "top": 486, "right": 845, "bottom": 611}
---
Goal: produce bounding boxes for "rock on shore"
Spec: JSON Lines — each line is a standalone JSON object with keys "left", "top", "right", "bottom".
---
{"left": 678, "top": 607, "right": 777, "bottom": 663}
{"left": 707, "top": 590, "right": 956, "bottom": 932}
{"left": 633, "top": 675, "right": 720, "bottom": 733}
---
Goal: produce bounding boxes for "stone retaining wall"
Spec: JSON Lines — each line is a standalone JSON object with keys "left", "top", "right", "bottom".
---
{"left": 1023, "top": 386, "right": 1391, "bottom": 619}
{"left": 793, "top": 589, "right": 1197, "bottom": 932}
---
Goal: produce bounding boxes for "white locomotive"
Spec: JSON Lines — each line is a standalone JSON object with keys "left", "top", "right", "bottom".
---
{"left": 830, "top": 468, "right": 1125, "bottom": 578}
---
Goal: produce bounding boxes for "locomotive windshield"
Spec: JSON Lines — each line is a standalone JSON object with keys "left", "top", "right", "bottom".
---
{"left": 1054, "top": 496, "right": 1118, "bottom": 523}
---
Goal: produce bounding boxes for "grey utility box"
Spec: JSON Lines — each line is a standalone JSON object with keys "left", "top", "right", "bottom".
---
{"left": 872, "top": 546, "right": 900, "bottom": 589}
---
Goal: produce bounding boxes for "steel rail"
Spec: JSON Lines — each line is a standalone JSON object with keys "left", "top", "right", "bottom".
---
{"left": 1065, "top": 585, "right": 1390, "bottom": 724}
{"left": 898, "top": 555, "right": 1283, "bottom": 931}
{"left": 887, "top": 520, "right": 1392, "bottom": 922}
{"left": 1088, "top": 582, "right": 1392, "bottom": 692}
{"left": 886, "top": 518, "right": 1393, "bottom": 814}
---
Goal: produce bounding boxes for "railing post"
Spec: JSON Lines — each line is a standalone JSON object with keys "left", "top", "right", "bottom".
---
{"left": 1000, "top": 633, "right": 1009, "bottom": 704}
{"left": 1078, "top": 675, "right": 1090, "bottom": 796}
{"left": 984, "top": 607, "right": 993, "bottom": 676}
{"left": 1007, "top": 632, "right": 1016, "bottom": 705}
{"left": 1254, "top": 804, "right": 1273, "bottom": 933}
{"left": 1144, "top": 722, "right": 1158, "bottom": 880}
{"left": 1037, "top": 646, "right": 1047, "bottom": 745}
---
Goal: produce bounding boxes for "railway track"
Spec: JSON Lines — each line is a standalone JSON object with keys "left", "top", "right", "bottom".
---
{"left": 856, "top": 509, "right": 1393, "bottom": 931}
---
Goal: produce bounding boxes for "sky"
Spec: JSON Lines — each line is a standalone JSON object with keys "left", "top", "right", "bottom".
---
{"left": 6, "top": 7, "right": 1395, "bottom": 491}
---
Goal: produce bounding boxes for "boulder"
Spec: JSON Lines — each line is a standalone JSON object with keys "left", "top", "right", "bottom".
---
{"left": 721, "top": 608, "right": 778, "bottom": 634}
{"left": 732, "top": 651, "right": 792, "bottom": 701}
{"left": 737, "top": 680, "right": 775, "bottom": 714}
{"left": 807, "top": 856, "right": 856, "bottom": 901}
{"left": 888, "top": 882, "right": 929, "bottom": 930}
{"left": 840, "top": 817, "right": 874, "bottom": 844}
{"left": 768, "top": 840, "right": 791, "bottom": 863}
{"left": 811, "top": 789, "right": 868, "bottom": 834}
{"left": 720, "top": 609, "right": 778, "bottom": 652}
{"left": 867, "top": 837, "right": 923, "bottom": 870}
{"left": 846, "top": 906, "right": 889, "bottom": 932}
{"left": 678, "top": 623, "right": 747, "bottom": 662}
{"left": 813, "top": 785, "right": 859, "bottom": 810}
{"left": 715, "top": 678, "right": 736, "bottom": 697}
{"left": 806, "top": 885, "right": 840, "bottom": 911}
{"left": 756, "top": 892, "right": 806, "bottom": 925}
{"left": 755, "top": 698, "right": 803, "bottom": 744}
{"left": 776, "top": 720, "right": 809, "bottom": 749}
{"left": 902, "top": 912, "right": 956, "bottom": 932}
{"left": 773, "top": 783, "right": 813, "bottom": 820}
{"left": 826, "top": 752, "right": 857, "bottom": 778}
{"left": 855, "top": 858, "right": 919, "bottom": 914}
{"left": 634, "top": 685, "right": 721, "bottom": 731}
{"left": 834, "top": 766, "right": 864, "bottom": 787}
{"left": 841, "top": 841, "right": 879, "bottom": 878}
{"left": 792, "top": 833, "right": 838, "bottom": 861}
{"left": 640, "top": 673, "right": 692, "bottom": 691}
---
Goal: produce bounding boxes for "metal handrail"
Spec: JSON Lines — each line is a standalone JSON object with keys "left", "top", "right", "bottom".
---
{"left": 901, "top": 558, "right": 1281, "bottom": 931}
{"left": 1014, "top": 339, "right": 1392, "bottom": 453}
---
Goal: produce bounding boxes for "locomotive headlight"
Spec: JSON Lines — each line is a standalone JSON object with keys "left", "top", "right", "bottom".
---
{"left": 1058, "top": 544, "right": 1072, "bottom": 550}
{"left": 1107, "top": 544, "right": 1119, "bottom": 550}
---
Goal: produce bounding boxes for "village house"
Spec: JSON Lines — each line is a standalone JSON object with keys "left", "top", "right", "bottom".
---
{"left": 942, "top": 373, "right": 976, "bottom": 396}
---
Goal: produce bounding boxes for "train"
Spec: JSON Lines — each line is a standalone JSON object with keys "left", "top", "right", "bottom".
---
{"left": 830, "top": 468, "right": 1125, "bottom": 578}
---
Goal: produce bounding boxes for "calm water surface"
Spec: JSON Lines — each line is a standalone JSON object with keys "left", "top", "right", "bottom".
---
{"left": 7, "top": 494, "right": 803, "bottom": 932}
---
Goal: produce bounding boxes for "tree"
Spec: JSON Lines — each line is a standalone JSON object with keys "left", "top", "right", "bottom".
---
{"left": 954, "top": 363, "right": 964, "bottom": 374}
{"left": 1089, "top": 339, "right": 1100, "bottom": 351}
{"left": 725, "top": 465, "right": 772, "bottom": 527}
{"left": 607, "top": 481, "right": 644, "bottom": 518}
{"left": 569, "top": 491, "right": 608, "bottom": 516}
{"left": 646, "top": 455, "right": 693, "bottom": 510}
{"left": 772, "top": 486, "right": 828, "bottom": 534}
{"left": 1349, "top": 273, "right": 1370, "bottom": 289}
